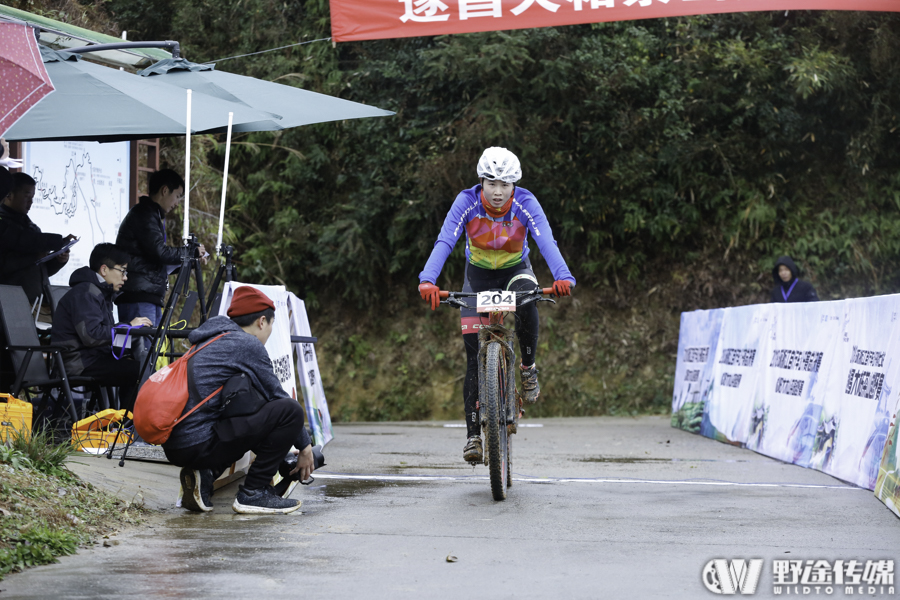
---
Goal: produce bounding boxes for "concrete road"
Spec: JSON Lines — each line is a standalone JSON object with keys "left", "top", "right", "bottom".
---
{"left": 1, "top": 416, "right": 897, "bottom": 599}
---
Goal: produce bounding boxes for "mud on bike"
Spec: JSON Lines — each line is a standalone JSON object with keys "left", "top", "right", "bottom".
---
{"left": 438, "top": 287, "right": 559, "bottom": 501}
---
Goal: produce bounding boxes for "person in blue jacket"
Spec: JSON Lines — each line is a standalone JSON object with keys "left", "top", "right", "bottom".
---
{"left": 418, "top": 147, "right": 576, "bottom": 463}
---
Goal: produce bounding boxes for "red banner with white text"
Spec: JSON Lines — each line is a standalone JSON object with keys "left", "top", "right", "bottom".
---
{"left": 330, "top": 0, "right": 900, "bottom": 42}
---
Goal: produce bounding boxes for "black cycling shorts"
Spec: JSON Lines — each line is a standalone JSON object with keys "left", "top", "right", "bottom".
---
{"left": 459, "top": 259, "right": 538, "bottom": 334}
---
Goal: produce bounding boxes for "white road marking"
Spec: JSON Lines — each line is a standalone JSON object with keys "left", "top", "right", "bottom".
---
{"left": 312, "top": 473, "right": 863, "bottom": 490}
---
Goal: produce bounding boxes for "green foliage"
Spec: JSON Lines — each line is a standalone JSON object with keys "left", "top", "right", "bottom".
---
{"left": 0, "top": 447, "right": 33, "bottom": 472}
{"left": 98, "top": 4, "right": 900, "bottom": 305}
{"left": 0, "top": 442, "right": 146, "bottom": 580}
{"left": 7, "top": 428, "right": 76, "bottom": 481}
{"left": 0, "top": 525, "right": 79, "bottom": 577}
{"left": 53, "top": 2, "right": 900, "bottom": 417}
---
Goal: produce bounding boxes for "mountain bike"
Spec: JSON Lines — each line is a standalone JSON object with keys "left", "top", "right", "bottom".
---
{"left": 439, "top": 287, "right": 557, "bottom": 500}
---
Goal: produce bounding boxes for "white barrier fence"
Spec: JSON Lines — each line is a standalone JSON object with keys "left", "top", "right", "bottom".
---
{"left": 672, "top": 297, "right": 900, "bottom": 518}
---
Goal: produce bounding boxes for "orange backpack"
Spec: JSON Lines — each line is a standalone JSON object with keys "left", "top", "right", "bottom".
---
{"left": 133, "top": 333, "right": 228, "bottom": 445}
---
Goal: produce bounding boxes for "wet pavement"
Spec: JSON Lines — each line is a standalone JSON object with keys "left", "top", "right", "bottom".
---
{"left": 1, "top": 416, "right": 898, "bottom": 599}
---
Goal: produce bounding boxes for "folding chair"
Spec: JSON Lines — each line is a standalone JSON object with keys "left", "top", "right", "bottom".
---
{"left": 0, "top": 285, "right": 107, "bottom": 424}
{"left": 48, "top": 285, "right": 70, "bottom": 316}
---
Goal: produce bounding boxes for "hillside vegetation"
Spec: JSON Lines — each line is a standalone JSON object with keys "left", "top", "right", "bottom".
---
{"left": 13, "top": 0, "right": 900, "bottom": 419}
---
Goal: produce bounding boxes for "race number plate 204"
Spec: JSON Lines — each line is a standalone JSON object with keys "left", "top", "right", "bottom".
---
{"left": 477, "top": 291, "right": 516, "bottom": 313}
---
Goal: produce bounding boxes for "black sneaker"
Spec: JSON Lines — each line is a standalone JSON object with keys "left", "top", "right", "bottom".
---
{"left": 232, "top": 485, "right": 302, "bottom": 514}
{"left": 180, "top": 468, "right": 214, "bottom": 513}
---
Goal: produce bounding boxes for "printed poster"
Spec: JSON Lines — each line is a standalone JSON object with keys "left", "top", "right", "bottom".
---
{"left": 745, "top": 300, "right": 842, "bottom": 467}
{"left": 822, "top": 295, "right": 899, "bottom": 489}
{"left": 218, "top": 282, "right": 297, "bottom": 400}
{"left": 23, "top": 141, "right": 130, "bottom": 286}
{"left": 288, "top": 293, "right": 334, "bottom": 447}
{"left": 874, "top": 301, "right": 900, "bottom": 514}
{"left": 705, "top": 304, "right": 772, "bottom": 444}
{"left": 671, "top": 308, "right": 724, "bottom": 435}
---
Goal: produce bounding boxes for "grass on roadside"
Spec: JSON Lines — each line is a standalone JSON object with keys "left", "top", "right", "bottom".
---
{"left": 0, "top": 427, "right": 147, "bottom": 579}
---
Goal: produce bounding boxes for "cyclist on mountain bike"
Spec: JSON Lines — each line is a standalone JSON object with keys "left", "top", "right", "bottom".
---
{"left": 418, "top": 147, "right": 576, "bottom": 463}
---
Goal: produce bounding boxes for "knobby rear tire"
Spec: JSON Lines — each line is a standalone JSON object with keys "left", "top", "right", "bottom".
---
{"left": 484, "top": 342, "right": 508, "bottom": 501}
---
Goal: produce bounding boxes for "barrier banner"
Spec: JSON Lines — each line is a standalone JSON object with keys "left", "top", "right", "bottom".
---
{"left": 745, "top": 301, "right": 842, "bottom": 467}
{"left": 671, "top": 308, "right": 723, "bottom": 434}
{"left": 330, "top": 0, "right": 900, "bottom": 42}
{"left": 705, "top": 304, "right": 772, "bottom": 444}
{"left": 874, "top": 301, "right": 900, "bottom": 517}
{"left": 875, "top": 399, "right": 900, "bottom": 518}
{"left": 218, "top": 282, "right": 298, "bottom": 400}
{"left": 823, "top": 296, "right": 898, "bottom": 489}
{"left": 674, "top": 296, "right": 900, "bottom": 514}
{"left": 288, "top": 293, "right": 334, "bottom": 447}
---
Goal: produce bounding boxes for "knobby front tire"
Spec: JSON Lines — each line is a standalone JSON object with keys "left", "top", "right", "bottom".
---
{"left": 484, "top": 341, "right": 509, "bottom": 501}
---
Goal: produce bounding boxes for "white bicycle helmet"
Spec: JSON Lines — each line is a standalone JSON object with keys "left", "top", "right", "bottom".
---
{"left": 476, "top": 147, "right": 522, "bottom": 183}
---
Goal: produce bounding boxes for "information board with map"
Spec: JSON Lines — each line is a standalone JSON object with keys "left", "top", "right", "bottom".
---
{"left": 22, "top": 141, "right": 131, "bottom": 286}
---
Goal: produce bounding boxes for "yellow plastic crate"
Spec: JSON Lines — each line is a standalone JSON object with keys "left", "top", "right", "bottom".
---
{"left": 71, "top": 409, "right": 133, "bottom": 452}
{"left": 0, "top": 394, "right": 32, "bottom": 443}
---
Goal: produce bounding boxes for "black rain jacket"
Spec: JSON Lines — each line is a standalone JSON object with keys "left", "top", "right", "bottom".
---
{"left": 115, "top": 196, "right": 182, "bottom": 307}
{"left": 0, "top": 203, "right": 66, "bottom": 303}
{"left": 770, "top": 256, "right": 819, "bottom": 303}
{"left": 52, "top": 266, "right": 123, "bottom": 375}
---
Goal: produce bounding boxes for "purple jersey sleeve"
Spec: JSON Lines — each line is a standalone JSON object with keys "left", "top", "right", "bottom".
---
{"left": 418, "top": 192, "right": 479, "bottom": 284}
{"left": 515, "top": 192, "right": 576, "bottom": 285}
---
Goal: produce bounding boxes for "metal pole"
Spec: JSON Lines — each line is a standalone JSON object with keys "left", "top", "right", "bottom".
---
{"left": 217, "top": 112, "right": 233, "bottom": 253}
{"left": 184, "top": 89, "right": 192, "bottom": 242}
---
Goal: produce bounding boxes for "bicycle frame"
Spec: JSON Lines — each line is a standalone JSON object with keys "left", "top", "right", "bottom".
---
{"left": 439, "top": 287, "right": 556, "bottom": 500}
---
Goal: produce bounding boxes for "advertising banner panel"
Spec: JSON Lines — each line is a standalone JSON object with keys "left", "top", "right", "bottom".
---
{"left": 743, "top": 300, "right": 842, "bottom": 468}
{"left": 218, "top": 282, "right": 297, "bottom": 400}
{"left": 705, "top": 304, "right": 772, "bottom": 444}
{"left": 288, "top": 293, "right": 334, "bottom": 447}
{"left": 874, "top": 401, "right": 900, "bottom": 518}
{"left": 822, "top": 296, "right": 899, "bottom": 489}
{"left": 671, "top": 308, "right": 724, "bottom": 435}
{"left": 874, "top": 302, "right": 900, "bottom": 515}
{"left": 331, "top": 0, "right": 900, "bottom": 42}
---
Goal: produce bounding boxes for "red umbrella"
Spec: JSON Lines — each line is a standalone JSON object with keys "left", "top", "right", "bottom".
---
{"left": 0, "top": 21, "right": 54, "bottom": 136}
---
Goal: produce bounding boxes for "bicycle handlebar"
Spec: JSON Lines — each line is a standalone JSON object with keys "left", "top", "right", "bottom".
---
{"left": 436, "top": 288, "right": 561, "bottom": 312}
{"left": 438, "top": 288, "right": 555, "bottom": 299}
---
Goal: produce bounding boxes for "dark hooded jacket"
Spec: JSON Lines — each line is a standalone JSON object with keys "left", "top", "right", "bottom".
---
{"left": 115, "top": 196, "right": 182, "bottom": 307}
{"left": 770, "top": 256, "right": 819, "bottom": 303}
{"left": 0, "top": 203, "right": 66, "bottom": 304}
{"left": 51, "top": 266, "right": 122, "bottom": 375}
{"left": 163, "top": 315, "right": 312, "bottom": 451}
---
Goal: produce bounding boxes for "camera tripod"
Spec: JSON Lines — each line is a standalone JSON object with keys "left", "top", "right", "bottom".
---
{"left": 109, "top": 234, "right": 233, "bottom": 465}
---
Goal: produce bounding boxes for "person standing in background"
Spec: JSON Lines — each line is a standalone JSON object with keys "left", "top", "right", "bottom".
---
{"left": 115, "top": 169, "right": 207, "bottom": 346}
{"left": 770, "top": 256, "right": 819, "bottom": 303}
{"left": 0, "top": 172, "right": 75, "bottom": 305}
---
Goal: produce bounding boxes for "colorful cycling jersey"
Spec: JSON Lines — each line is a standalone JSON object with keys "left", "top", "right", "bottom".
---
{"left": 418, "top": 185, "right": 576, "bottom": 286}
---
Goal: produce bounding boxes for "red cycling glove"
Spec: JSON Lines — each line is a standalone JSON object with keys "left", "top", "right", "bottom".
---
{"left": 418, "top": 282, "right": 440, "bottom": 311}
{"left": 552, "top": 280, "right": 572, "bottom": 297}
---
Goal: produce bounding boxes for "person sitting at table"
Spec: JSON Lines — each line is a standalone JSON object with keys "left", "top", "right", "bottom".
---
{"left": 0, "top": 172, "right": 76, "bottom": 306}
{"left": 52, "top": 243, "right": 152, "bottom": 412}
